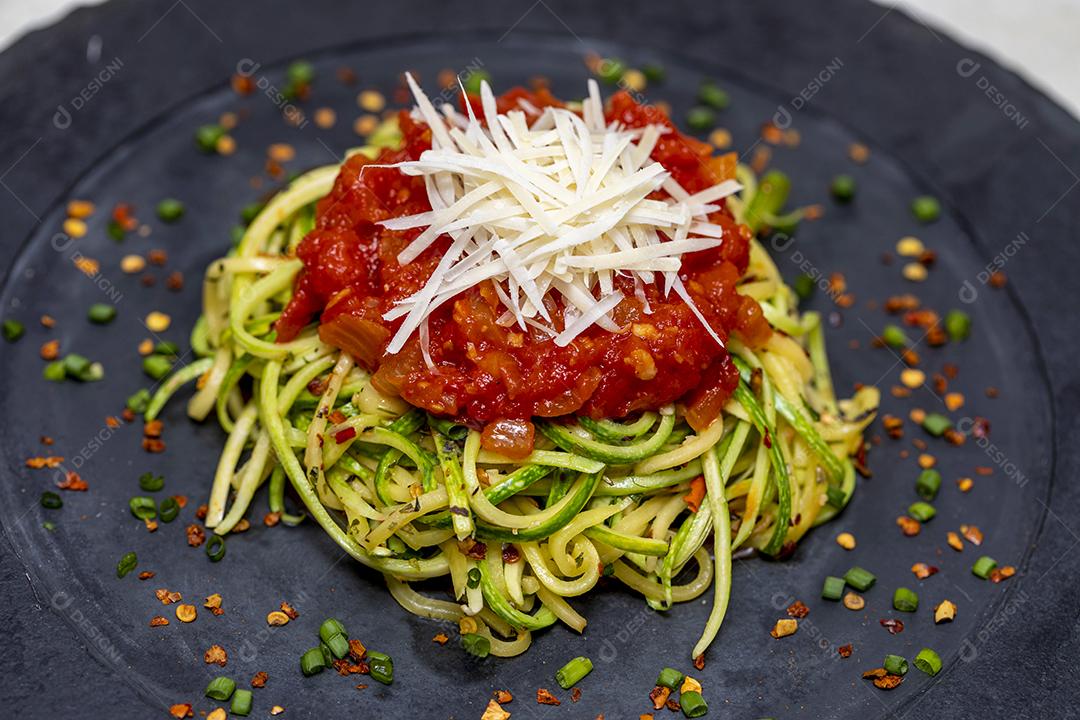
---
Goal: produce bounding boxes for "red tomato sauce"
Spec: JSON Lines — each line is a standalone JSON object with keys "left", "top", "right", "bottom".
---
{"left": 275, "top": 89, "right": 771, "bottom": 451}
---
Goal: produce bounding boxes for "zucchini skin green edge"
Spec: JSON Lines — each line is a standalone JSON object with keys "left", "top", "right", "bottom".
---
{"left": 732, "top": 382, "right": 791, "bottom": 557}
{"left": 478, "top": 560, "right": 558, "bottom": 631}
{"left": 537, "top": 413, "right": 676, "bottom": 465}
{"left": 472, "top": 472, "right": 602, "bottom": 543}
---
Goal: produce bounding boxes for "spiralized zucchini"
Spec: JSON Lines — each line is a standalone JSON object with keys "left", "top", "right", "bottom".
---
{"left": 147, "top": 134, "right": 877, "bottom": 660}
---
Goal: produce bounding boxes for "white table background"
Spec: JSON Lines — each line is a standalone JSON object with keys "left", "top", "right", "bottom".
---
{"left": 2, "top": 0, "right": 1078, "bottom": 119}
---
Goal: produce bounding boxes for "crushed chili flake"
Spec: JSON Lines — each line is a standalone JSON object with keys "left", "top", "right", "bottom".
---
{"left": 204, "top": 593, "right": 223, "bottom": 610}
{"left": 502, "top": 544, "right": 521, "bottom": 563}
{"left": 348, "top": 638, "right": 367, "bottom": 661}
{"left": 571, "top": 688, "right": 583, "bottom": 703}
{"left": 665, "top": 697, "right": 680, "bottom": 712}
{"left": 121, "top": 408, "right": 136, "bottom": 423}
{"left": 493, "top": 690, "right": 513, "bottom": 704}
{"left": 880, "top": 618, "right": 904, "bottom": 635}
{"left": 432, "top": 632, "right": 449, "bottom": 645}
{"left": 838, "top": 643, "right": 853, "bottom": 658}
{"left": 251, "top": 671, "right": 268, "bottom": 688}
{"left": 150, "top": 616, "right": 169, "bottom": 627}
{"left": 57, "top": 471, "right": 88, "bottom": 491}
{"left": 166, "top": 271, "right": 185, "bottom": 291}
{"left": 873, "top": 674, "right": 904, "bottom": 690}
{"left": 896, "top": 516, "right": 921, "bottom": 536}
{"left": 143, "top": 420, "right": 164, "bottom": 438}
{"left": 186, "top": 524, "right": 206, "bottom": 547}
{"left": 204, "top": 644, "right": 228, "bottom": 666}
{"left": 536, "top": 688, "right": 561, "bottom": 706}
{"left": 990, "top": 566, "right": 1016, "bottom": 583}
{"left": 786, "top": 600, "right": 810, "bottom": 618}
{"left": 40, "top": 339, "right": 60, "bottom": 360}
{"left": 333, "top": 426, "right": 357, "bottom": 444}
{"left": 142, "top": 437, "right": 166, "bottom": 453}
{"left": 460, "top": 539, "right": 488, "bottom": 560}
{"left": 989, "top": 271, "right": 1007, "bottom": 288}
{"left": 280, "top": 600, "right": 299, "bottom": 619}
{"left": 649, "top": 686, "right": 671, "bottom": 710}
{"left": 960, "top": 524, "right": 984, "bottom": 545}
{"left": 138, "top": 571, "right": 155, "bottom": 580}
{"left": 156, "top": 588, "right": 182, "bottom": 604}
{"left": 975, "top": 466, "right": 994, "bottom": 476}
{"left": 145, "top": 518, "right": 159, "bottom": 533}
{"left": 196, "top": 504, "right": 209, "bottom": 520}
{"left": 169, "top": 703, "right": 194, "bottom": 719}
{"left": 911, "top": 563, "right": 939, "bottom": 579}
{"left": 947, "top": 531, "right": 964, "bottom": 552}
{"left": 264, "top": 511, "right": 281, "bottom": 527}
{"left": 173, "top": 494, "right": 188, "bottom": 508}
{"left": 693, "top": 654, "right": 705, "bottom": 671}
{"left": 26, "top": 456, "right": 64, "bottom": 469}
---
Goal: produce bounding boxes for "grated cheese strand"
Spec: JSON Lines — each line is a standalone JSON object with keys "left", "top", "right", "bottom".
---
{"left": 378, "top": 78, "right": 742, "bottom": 355}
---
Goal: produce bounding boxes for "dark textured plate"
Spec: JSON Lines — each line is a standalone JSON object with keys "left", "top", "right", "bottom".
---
{"left": 1, "top": 2, "right": 1078, "bottom": 718}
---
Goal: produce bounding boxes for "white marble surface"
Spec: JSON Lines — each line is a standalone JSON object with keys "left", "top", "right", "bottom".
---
{"left": 0, "top": 0, "right": 1077, "bottom": 118}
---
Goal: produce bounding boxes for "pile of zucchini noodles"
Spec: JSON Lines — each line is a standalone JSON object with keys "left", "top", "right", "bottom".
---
{"left": 146, "top": 124, "right": 878, "bottom": 660}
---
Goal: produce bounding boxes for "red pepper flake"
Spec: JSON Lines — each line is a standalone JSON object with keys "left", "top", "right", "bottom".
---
{"left": 186, "top": 524, "right": 206, "bottom": 547}
{"left": 251, "top": 671, "right": 268, "bottom": 688}
{"left": 333, "top": 427, "right": 357, "bottom": 444}
{"left": 328, "top": 409, "right": 347, "bottom": 424}
{"left": 150, "top": 616, "right": 169, "bottom": 627}
{"left": 204, "top": 645, "right": 228, "bottom": 666}
{"left": 195, "top": 504, "right": 209, "bottom": 520}
{"left": 571, "top": 688, "right": 582, "bottom": 703}
{"left": 990, "top": 566, "right": 1016, "bottom": 583}
{"left": 121, "top": 408, "right": 136, "bottom": 423}
{"left": 683, "top": 476, "right": 706, "bottom": 513}
{"left": 665, "top": 698, "right": 681, "bottom": 712}
{"left": 880, "top": 618, "right": 904, "bottom": 635}
{"left": 786, "top": 600, "right": 810, "bottom": 619}
{"left": 460, "top": 539, "right": 488, "bottom": 560}
{"left": 280, "top": 601, "right": 299, "bottom": 619}
{"left": 989, "top": 271, "right": 1007, "bottom": 288}
{"left": 432, "top": 633, "right": 449, "bottom": 645}
{"left": 536, "top": 688, "right": 561, "bottom": 706}
{"left": 57, "top": 471, "right": 88, "bottom": 491}
{"left": 25, "top": 456, "right": 64, "bottom": 469}
{"left": 838, "top": 643, "right": 853, "bottom": 658}
{"left": 502, "top": 544, "right": 521, "bottom": 563}
{"left": 144, "top": 419, "right": 164, "bottom": 438}
{"left": 142, "top": 438, "right": 166, "bottom": 453}
{"left": 649, "top": 686, "right": 671, "bottom": 710}
{"left": 264, "top": 512, "right": 281, "bottom": 527}
{"left": 168, "top": 703, "right": 193, "bottom": 719}
{"left": 975, "top": 466, "right": 994, "bottom": 476}
{"left": 971, "top": 417, "right": 991, "bottom": 439}
{"left": 493, "top": 690, "right": 513, "bottom": 704}
{"left": 911, "top": 563, "right": 939, "bottom": 579}
{"left": 896, "top": 516, "right": 921, "bottom": 536}
{"left": 166, "top": 271, "right": 185, "bottom": 291}
{"left": 112, "top": 203, "right": 138, "bottom": 231}
{"left": 693, "top": 654, "right": 705, "bottom": 671}
{"left": 138, "top": 571, "right": 155, "bottom": 580}
{"left": 960, "top": 524, "right": 984, "bottom": 545}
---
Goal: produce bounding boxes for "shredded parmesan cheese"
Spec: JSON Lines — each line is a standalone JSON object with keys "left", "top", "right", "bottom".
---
{"left": 377, "top": 76, "right": 741, "bottom": 354}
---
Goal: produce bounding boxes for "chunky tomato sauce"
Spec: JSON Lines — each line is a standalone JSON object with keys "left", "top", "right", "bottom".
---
{"left": 276, "top": 89, "right": 770, "bottom": 452}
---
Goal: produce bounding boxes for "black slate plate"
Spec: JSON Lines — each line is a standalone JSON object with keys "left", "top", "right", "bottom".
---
{"left": 1, "top": 2, "right": 1078, "bottom": 718}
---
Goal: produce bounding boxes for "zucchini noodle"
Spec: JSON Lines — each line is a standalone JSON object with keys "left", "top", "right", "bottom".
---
{"left": 149, "top": 135, "right": 877, "bottom": 660}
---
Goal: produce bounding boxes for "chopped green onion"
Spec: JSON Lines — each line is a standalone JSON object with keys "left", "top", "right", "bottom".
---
{"left": 825, "top": 485, "right": 848, "bottom": 508}
{"left": 2, "top": 319, "right": 24, "bottom": 342}
{"left": 881, "top": 324, "right": 908, "bottom": 349}
{"left": 319, "top": 617, "right": 347, "bottom": 642}
{"left": 642, "top": 64, "right": 666, "bottom": 83}
{"left": 596, "top": 58, "right": 626, "bottom": 84}
{"left": 154, "top": 341, "right": 180, "bottom": 357}
{"left": 944, "top": 309, "right": 971, "bottom": 342}
{"left": 286, "top": 60, "right": 314, "bottom": 86}
{"left": 656, "top": 667, "right": 684, "bottom": 690}
{"left": 156, "top": 198, "right": 185, "bottom": 223}
{"left": 41, "top": 491, "right": 63, "bottom": 509}
{"left": 324, "top": 632, "right": 349, "bottom": 659}
{"left": 230, "top": 688, "right": 253, "bottom": 716}
{"left": 680, "top": 690, "right": 708, "bottom": 718}
{"left": 462, "top": 69, "right": 492, "bottom": 95}
{"left": 43, "top": 361, "right": 66, "bottom": 382}
{"left": 129, "top": 496, "right": 157, "bottom": 520}
{"left": 686, "top": 107, "right": 716, "bottom": 132}
{"left": 922, "top": 413, "right": 952, "bottom": 437}
{"left": 911, "top": 195, "right": 941, "bottom": 223}
{"left": 126, "top": 388, "right": 151, "bottom": 413}
{"left": 698, "top": 82, "right": 729, "bottom": 110}
{"left": 87, "top": 303, "right": 117, "bottom": 324}
{"left": 555, "top": 656, "right": 593, "bottom": 689}
{"left": 42, "top": 521, "right": 56, "bottom": 531}
{"left": 195, "top": 125, "right": 225, "bottom": 153}
{"left": 139, "top": 471, "right": 165, "bottom": 492}
{"left": 913, "top": 648, "right": 942, "bottom": 676}
{"left": 793, "top": 274, "right": 815, "bottom": 302}
{"left": 972, "top": 555, "right": 997, "bottom": 579}
{"left": 116, "top": 551, "right": 138, "bottom": 578}
{"left": 142, "top": 354, "right": 173, "bottom": 380}
{"left": 366, "top": 650, "right": 393, "bottom": 685}
{"left": 916, "top": 469, "right": 941, "bottom": 500}
{"left": 461, "top": 633, "right": 490, "bottom": 658}
{"left": 830, "top": 175, "right": 856, "bottom": 203}
{"left": 63, "top": 354, "right": 90, "bottom": 377}
{"left": 908, "top": 501, "right": 936, "bottom": 522}
{"left": 300, "top": 647, "right": 326, "bottom": 676}
{"left": 844, "top": 566, "right": 876, "bottom": 592}
{"left": 822, "top": 575, "right": 846, "bottom": 600}
{"left": 893, "top": 587, "right": 919, "bottom": 612}
{"left": 107, "top": 219, "right": 126, "bottom": 242}
{"left": 466, "top": 567, "right": 481, "bottom": 589}
{"left": 883, "top": 654, "right": 909, "bottom": 676}
{"left": 205, "top": 676, "right": 236, "bottom": 701}
{"left": 159, "top": 497, "right": 180, "bottom": 523}
{"left": 319, "top": 642, "right": 333, "bottom": 667}
{"left": 206, "top": 534, "right": 226, "bottom": 562}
